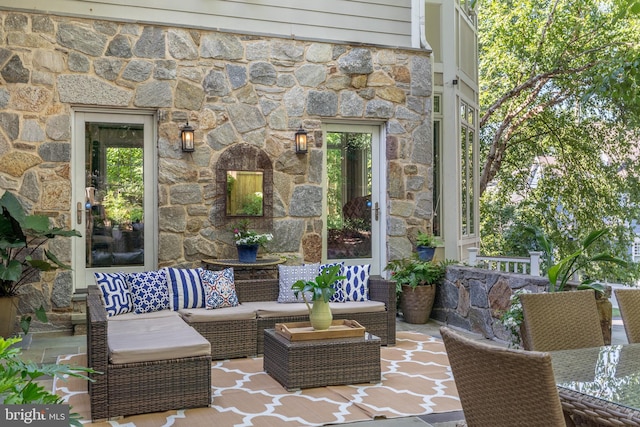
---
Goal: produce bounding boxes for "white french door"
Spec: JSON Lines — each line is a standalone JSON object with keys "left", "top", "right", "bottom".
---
{"left": 72, "top": 110, "right": 157, "bottom": 289}
{"left": 322, "top": 124, "right": 385, "bottom": 275}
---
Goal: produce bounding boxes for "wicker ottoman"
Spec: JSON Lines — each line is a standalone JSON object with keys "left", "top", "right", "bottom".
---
{"left": 263, "top": 328, "right": 381, "bottom": 391}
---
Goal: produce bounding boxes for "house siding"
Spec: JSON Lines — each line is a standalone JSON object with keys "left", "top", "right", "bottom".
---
{"left": 0, "top": 0, "right": 413, "bottom": 47}
{"left": 0, "top": 9, "right": 432, "bottom": 332}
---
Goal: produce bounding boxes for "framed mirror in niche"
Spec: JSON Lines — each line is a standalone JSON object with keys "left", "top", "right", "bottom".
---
{"left": 226, "top": 171, "right": 264, "bottom": 216}
{"left": 214, "top": 143, "right": 273, "bottom": 230}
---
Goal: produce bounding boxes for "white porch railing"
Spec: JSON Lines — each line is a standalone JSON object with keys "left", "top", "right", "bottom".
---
{"left": 468, "top": 248, "right": 542, "bottom": 276}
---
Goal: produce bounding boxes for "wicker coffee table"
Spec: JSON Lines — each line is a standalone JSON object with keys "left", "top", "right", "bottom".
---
{"left": 263, "top": 328, "right": 381, "bottom": 391}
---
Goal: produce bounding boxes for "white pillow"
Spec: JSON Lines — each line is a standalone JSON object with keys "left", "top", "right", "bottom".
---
{"left": 277, "top": 264, "right": 318, "bottom": 303}
{"left": 165, "top": 267, "right": 205, "bottom": 310}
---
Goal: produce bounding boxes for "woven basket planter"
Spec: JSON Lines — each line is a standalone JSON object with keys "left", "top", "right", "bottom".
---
{"left": 400, "top": 284, "right": 436, "bottom": 324}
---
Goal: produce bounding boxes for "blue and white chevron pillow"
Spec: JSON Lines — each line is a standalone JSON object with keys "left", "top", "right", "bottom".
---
{"left": 343, "top": 264, "right": 371, "bottom": 302}
{"left": 127, "top": 269, "right": 170, "bottom": 314}
{"left": 94, "top": 272, "right": 133, "bottom": 317}
{"left": 165, "top": 267, "right": 205, "bottom": 310}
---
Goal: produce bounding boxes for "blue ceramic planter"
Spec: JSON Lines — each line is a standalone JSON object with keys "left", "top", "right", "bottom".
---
{"left": 237, "top": 244, "right": 259, "bottom": 263}
{"left": 417, "top": 246, "right": 435, "bottom": 261}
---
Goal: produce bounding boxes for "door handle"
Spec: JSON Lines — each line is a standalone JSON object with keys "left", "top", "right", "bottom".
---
{"left": 77, "top": 202, "right": 83, "bottom": 225}
{"left": 374, "top": 202, "right": 379, "bottom": 221}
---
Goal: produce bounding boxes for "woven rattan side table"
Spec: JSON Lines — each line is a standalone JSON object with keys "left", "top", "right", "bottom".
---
{"left": 263, "top": 328, "right": 381, "bottom": 391}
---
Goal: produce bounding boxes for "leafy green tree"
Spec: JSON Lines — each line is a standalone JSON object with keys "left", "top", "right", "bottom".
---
{"left": 478, "top": 0, "right": 640, "bottom": 281}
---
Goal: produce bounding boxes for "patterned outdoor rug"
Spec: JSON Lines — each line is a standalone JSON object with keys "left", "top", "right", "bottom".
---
{"left": 54, "top": 331, "right": 461, "bottom": 426}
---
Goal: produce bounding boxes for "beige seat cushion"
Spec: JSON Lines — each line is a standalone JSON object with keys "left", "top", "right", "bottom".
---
{"left": 254, "top": 301, "right": 309, "bottom": 318}
{"left": 107, "top": 309, "right": 180, "bottom": 322}
{"left": 254, "top": 300, "right": 385, "bottom": 318}
{"left": 179, "top": 304, "right": 257, "bottom": 322}
{"left": 329, "top": 301, "right": 386, "bottom": 314}
{"left": 108, "top": 315, "right": 210, "bottom": 364}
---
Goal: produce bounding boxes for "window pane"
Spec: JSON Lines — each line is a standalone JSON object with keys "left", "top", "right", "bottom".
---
{"left": 433, "top": 121, "right": 441, "bottom": 236}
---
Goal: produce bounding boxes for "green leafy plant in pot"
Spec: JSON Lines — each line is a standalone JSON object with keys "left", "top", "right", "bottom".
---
{"left": 385, "top": 256, "right": 447, "bottom": 324}
{"left": 291, "top": 264, "right": 346, "bottom": 330}
{"left": 415, "top": 231, "right": 442, "bottom": 262}
{"left": 0, "top": 191, "right": 81, "bottom": 338}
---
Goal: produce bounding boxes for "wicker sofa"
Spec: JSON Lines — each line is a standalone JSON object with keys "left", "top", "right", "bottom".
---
{"left": 180, "top": 276, "right": 396, "bottom": 358}
{"left": 86, "top": 271, "right": 395, "bottom": 420}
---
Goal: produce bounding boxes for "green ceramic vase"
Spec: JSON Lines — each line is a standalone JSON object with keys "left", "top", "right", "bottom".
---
{"left": 310, "top": 299, "right": 333, "bottom": 330}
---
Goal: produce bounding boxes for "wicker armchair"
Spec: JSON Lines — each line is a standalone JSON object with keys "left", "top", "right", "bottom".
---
{"left": 614, "top": 288, "right": 640, "bottom": 343}
{"left": 440, "top": 327, "right": 570, "bottom": 427}
{"left": 519, "top": 290, "right": 604, "bottom": 352}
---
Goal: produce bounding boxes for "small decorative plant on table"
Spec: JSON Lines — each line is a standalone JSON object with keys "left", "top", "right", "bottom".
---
{"left": 231, "top": 219, "right": 273, "bottom": 263}
{"left": 291, "top": 264, "right": 346, "bottom": 330}
{"left": 385, "top": 256, "right": 447, "bottom": 324}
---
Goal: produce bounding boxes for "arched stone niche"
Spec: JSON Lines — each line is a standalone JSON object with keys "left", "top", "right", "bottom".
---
{"left": 214, "top": 143, "right": 273, "bottom": 231}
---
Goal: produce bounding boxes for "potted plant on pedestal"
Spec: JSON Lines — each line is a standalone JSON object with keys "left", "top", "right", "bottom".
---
{"left": 231, "top": 219, "right": 273, "bottom": 263}
{"left": 0, "top": 191, "right": 81, "bottom": 338}
{"left": 415, "top": 231, "right": 442, "bottom": 261}
{"left": 385, "top": 256, "right": 447, "bottom": 324}
{"left": 291, "top": 264, "right": 346, "bottom": 330}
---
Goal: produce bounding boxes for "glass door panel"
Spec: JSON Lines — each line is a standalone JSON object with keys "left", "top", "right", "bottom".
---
{"left": 323, "top": 124, "right": 381, "bottom": 274}
{"left": 73, "top": 111, "right": 155, "bottom": 289}
{"left": 85, "top": 123, "right": 144, "bottom": 268}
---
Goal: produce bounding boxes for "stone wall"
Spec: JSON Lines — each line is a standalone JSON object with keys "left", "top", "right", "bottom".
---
{"left": 0, "top": 10, "right": 433, "bottom": 330}
{"left": 433, "top": 265, "right": 554, "bottom": 342}
{"left": 433, "top": 265, "right": 612, "bottom": 343}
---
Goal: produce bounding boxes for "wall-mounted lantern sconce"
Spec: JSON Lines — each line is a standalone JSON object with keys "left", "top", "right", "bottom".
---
{"left": 181, "top": 121, "right": 195, "bottom": 152}
{"left": 294, "top": 126, "right": 308, "bottom": 154}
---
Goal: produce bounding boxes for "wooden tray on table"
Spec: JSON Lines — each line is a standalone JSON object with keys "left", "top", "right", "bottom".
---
{"left": 275, "top": 319, "right": 365, "bottom": 341}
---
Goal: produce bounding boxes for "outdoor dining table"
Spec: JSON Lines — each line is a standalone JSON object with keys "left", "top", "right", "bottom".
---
{"left": 551, "top": 343, "right": 640, "bottom": 426}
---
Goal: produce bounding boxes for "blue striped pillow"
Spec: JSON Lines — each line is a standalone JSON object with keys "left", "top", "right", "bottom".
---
{"left": 94, "top": 272, "right": 132, "bottom": 316}
{"left": 165, "top": 267, "right": 205, "bottom": 310}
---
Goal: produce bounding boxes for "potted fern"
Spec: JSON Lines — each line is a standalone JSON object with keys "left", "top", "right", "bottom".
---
{"left": 385, "top": 256, "right": 446, "bottom": 324}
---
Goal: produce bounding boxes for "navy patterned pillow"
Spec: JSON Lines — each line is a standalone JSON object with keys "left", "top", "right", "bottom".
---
{"left": 94, "top": 272, "right": 132, "bottom": 317}
{"left": 320, "top": 262, "right": 346, "bottom": 303}
{"left": 343, "top": 264, "right": 371, "bottom": 301}
{"left": 126, "top": 270, "right": 170, "bottom": 314}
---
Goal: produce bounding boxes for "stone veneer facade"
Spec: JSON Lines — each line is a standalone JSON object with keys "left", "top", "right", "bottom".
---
{"left": 0, "top": 11, "right": 433, "bottom": 331}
